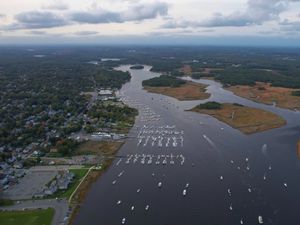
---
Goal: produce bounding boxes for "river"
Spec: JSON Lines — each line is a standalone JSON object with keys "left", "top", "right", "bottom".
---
{"left": 73, "top": 65, "right": 300, "bottom": 225}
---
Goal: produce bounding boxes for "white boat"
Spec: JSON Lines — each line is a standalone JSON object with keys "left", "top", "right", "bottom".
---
{"left": 227, "top": 189, "right": 231, "bottom": 196}
{"left": 230, "top": 160, "right": 234, "bottom": 164}
{"left": 269, "top": 166, "right": 272, "bottom": 170}
{"left": 258, "top": 216, "right": 263, "bottom": 224}
{"left": 183, "top": 189, "right": 187, "bottom": 196}
{"left": 162, "top": 159, "right": 167, "bottom": 165}
{"left": 240, "top": 219, "right": 244, "bottom": 224}
{"left": 112, "top": 180, "right": 117, "bottom": 185}
{"left": 117, "top": 200, "right": 122, "bottom": 205}
{"left": 137, "top": 189, "right": 141, "bottom": 193}
{"left": 158, "top": 182, "right": 162, "bottom": 188}
{"left": 284, "top": 183, "right": 288, "bottom": 188}
{"left": 229, "top": 204, "right": 233, "bottom": 211}
{"left": 248, "top": 188, "right": 252, "bottom": 193}
{"left": 122, "top": 218, "right": 126, "bottom": 224}
{"left": 145, "top": 205, "right": 149, "bottom": 210}
{"left": 245, "top": 158, "right": 249, "bottom": 162}
{"left": 118, "top": 171, "right": 124, "bottom": 177}
{"left": 220, "top": 176, "right": 223, "bottom": 180}
{"left": 263, "top": 175, "right": 266, "bottom": 180}
{"left": 185, "top": 183, "right": 189, "bottom": 188}
{"left": 131, "top": 206, "right": 135, "bottom": 211}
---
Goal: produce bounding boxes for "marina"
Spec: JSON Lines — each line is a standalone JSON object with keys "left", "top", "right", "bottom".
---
{"left": 74, "top": 65, "right": 300, "bottom": 225}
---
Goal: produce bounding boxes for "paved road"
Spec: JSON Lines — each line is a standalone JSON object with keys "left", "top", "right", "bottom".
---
{"left": 0, "top": 199, "right": 70, "bottom": 225}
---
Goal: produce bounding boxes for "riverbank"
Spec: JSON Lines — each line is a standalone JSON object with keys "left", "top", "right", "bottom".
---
{"left": 226, "top": 82, "right": 300, "bottom": 110}
{"left": 191, "top": 102, "right": 286, "bottom": 134}
{"left": 144, "top": 81, "right": 210, "bottom": 101}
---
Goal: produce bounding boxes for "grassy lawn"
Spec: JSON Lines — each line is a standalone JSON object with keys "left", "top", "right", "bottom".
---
{"left": 48, "top": 168, "right": 89, "bottom": 199}
{"left": 0, "top": 208, "right": 54, "bottom": 225}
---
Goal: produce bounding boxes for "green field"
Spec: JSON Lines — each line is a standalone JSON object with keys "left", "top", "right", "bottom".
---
{"left": 0, "top": 208, "right": 54, "bottom": 225}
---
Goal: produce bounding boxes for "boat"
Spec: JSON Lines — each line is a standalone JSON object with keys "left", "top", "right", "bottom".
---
{"left": 117, "top": 200, "right": 122, "bottom": 205}
{"left": 137, "top": 189, "right": 141, "bottom": 193}
{"left": 220, "top": 176, "right": 223, "bottom": 180}
{"left": 118, "top": 171, "right": 124, "bottom": 177}
{"left": 158, "top": 182, "right": 162, "bottom": 188}
{"left": 112, "top": 180, "right": 117, "bottom": 185}
{"left": 122, "top": 218, "right": 126, "bottom": 224}
{"left": 240, "top": 219, "right": 244, "bottom": 224}
{"left": 183, "top": 189, "right": 187, "bottom": 196}
{"left": 229, "top": 204, "right": 233, "bottom": 211}
{"left": 185, "top": 183, "right": 189, "bottom": 188}
{"left": 258, "top": 216, "right": 263, "bottom": 224}
{"left": 227, "top": 189, "right": 231, "bottom": 196}
{"left": 284, "top": 183, "right": 288, "bottom": 188}
{"left": 131, "top": 206, "right": 135, "bottom": 211}
{"left": 248, "top": 188, "right": 252, "bottom": 193}
{"left": 145, "top": 205, "right": 149, "bottom": 210}
{"left": 162, "top": 159, "right": 167, "bottom": 165}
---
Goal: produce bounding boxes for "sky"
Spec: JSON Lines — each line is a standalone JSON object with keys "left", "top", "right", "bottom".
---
{"left": 0, "top": 0, "right": 300, "bottom": 46}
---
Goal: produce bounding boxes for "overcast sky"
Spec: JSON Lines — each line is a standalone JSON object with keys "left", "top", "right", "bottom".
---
{"left": 0, "top": 0, "right": 300, "bottom": 46}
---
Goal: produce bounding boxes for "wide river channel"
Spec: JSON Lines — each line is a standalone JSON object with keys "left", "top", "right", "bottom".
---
{"left": 74, "top": 65, "right": 300, "bottom": 225}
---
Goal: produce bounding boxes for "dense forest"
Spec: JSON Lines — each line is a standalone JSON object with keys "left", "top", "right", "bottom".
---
{"left": 142, "top": 75, "right": 186, "bottom": 87}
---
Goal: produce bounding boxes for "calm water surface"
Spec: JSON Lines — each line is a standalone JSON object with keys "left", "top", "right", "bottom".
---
{"left": 74, "top": 65, "right": 300, "bottom": 225}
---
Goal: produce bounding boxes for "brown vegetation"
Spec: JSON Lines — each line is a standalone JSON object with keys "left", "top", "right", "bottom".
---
{"left": 191, "top": 103, "right": 286, "bottom": 134}
{"left": 144, "top": 81, "right": 210, "bottom": 101}
{"left": 297, "top": 140, "right": 300, "bottom": 159}
{"left": 227, "top": 82, "right": 300, "bottom": 110}
{"left": 75, "top": 141, "right": 124, "bottom": 156}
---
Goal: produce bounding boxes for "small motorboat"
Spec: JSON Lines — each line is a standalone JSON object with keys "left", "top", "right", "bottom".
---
{"left": 240, "top": 219, "right": 244, "bottom": 224}
{"left": 229, "top": 204, "right": 233, "bottom": 211}
{"left": 227, "top": 189, "right": 231, "bottom": 196}
{"left": 112, "top": 180, "right": 117, "bottom": 185}
{"left": 122, "top": 218, "right": 126, "bottom": 224}
{"left": 248, "top": 188, "right": 252, "bottom": 193}
{"left": 183, "top": 189, "right": 187, "bottom": 196}
{"left": 185, "top": 183, "right": 189, "bottom": 188}
{"left": 284, "top": 183, "right": 288, "bottom": 188}
{"left": 258, "top": 216, "right": 263, "bottom": 224}
{"left": 145, "top": 205, "right": 149, "bottom": 211}
{"left": 131, "top": 206, "right": 135, "bottom": 211}
{"left": 137, "top": 189, "right": 141, "bottom": 193}
{"left": 158, "top": 182, "right": 162, "bottom": 188}
{"left": 220, "top": 176, "right": 223, "bottom": 180}
{"left": 117, "top": 200, "right": 122, "bottom": 205}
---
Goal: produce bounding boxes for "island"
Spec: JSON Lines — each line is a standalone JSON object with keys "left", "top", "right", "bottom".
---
{"left": 130, "top": 65, "right": 144, "bottom": 70}
{"left": 191, "top": 102, "right": 286, "bottom": 134}
{"left": 142, "top": 75, "right": 210, "bottom": 101}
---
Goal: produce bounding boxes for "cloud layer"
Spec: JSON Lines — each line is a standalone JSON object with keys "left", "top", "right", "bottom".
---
{"left": 1, "top": 1, "right": 168, "bottom": 30}
{"left": 162, "top": 0, "right": 300, "bottom": 28}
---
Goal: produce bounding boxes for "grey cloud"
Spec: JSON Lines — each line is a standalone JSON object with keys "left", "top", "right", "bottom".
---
{"left": 121, "top": 1, "right": 168, "bottom": 21}
{"left": 70, "top": 9, "right": 121, "bottom": 24}
{"left": 1, "top": 1, "right": 169, "bottom": 30}
{"left": 70, "top": 1, "right": 168, "bottom": 24}
{"left": 3, "top": 11, "right": 68, "bottom": 30}
{"left": 162, "top": 0, "right": 300, "bottom": 29}
{"left": 280, "top": 19, "right": 300, "bottom": 31}
{"left": 29, "top": 30, "right": 47, "bottom": 35}
{"left": 74, "top": 31, "right": 99, "bottom": 36}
